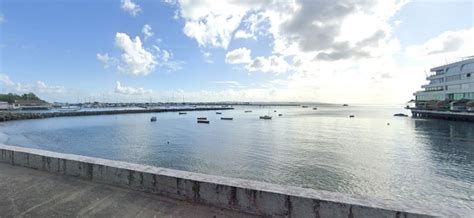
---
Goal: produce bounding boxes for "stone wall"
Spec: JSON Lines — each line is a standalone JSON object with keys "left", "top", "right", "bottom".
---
{"left": 0, "top": 145, "right": 441, "bottom": 217}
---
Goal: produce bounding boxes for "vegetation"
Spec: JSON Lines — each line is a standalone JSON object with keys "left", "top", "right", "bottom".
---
{"left": 0, "top": 93, "right": 44, "bottom": 104}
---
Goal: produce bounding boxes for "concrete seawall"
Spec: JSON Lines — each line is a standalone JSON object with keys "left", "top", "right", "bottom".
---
{"left": 411, "top": 109, "right": 474, "bottom": 121}
{"left": 0, "top": 145, "right": 442, "bottom": 217}
{"left": 0, "top": 107, "right": 233, "bottom": 122}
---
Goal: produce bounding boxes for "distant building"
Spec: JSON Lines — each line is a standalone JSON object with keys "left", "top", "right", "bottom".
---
{"left": 13, "top": 100, "right": 52, "bottom": 110}
{"left": 414, "top": 57, "right": 474, "bottom": 110}
{"left": 0, "top": 101, "right": 10, "bottom": 110}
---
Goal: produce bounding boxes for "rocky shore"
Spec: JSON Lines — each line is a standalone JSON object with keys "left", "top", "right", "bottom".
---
{"left": 0, "top": 107, "right": 233, "bottom": 122}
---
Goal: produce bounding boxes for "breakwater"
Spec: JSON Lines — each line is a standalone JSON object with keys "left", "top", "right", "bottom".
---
{"left": 0, "top": 107, "right": 233, "bottom": 122}
{"left": 0, "top": 144, "right": 445, "bottom": 217}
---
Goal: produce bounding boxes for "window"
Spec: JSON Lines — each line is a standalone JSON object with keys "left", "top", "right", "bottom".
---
{"left": 446, "top": 75, "right": 461, "bottom": 82}
{"left": 461, "top": 62, "right": 474, "bottom": 71}
{"left": 446, "top": 66, "right": 459, "bottom": 74}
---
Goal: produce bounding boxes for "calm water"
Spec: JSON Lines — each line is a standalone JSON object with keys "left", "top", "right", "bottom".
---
{"left": 1, "top": 105, "right": 473, "bottom": 213}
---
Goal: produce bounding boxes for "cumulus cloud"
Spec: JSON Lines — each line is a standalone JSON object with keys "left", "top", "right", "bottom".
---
{"left": 115, "top": 32, "right": 157, "bottom": 76}
{"left": 225, "top": 48, "right": 290, "bottom": 74}
{"left": 98, "top": 33, "right": 183, "bottom": 75}
{"left": 142, "top": 24, "right": 154, "bottom": 40}
{"left": 0, "top": 74, "right": 66, "bottom": 94}
{"left": 115, "top": 81, "right": 152, "bottom": 95}
{"left": 121, "top": 0, "right": 141, "bottom": 16}
{"left": 406, "top": 28, "right": 474, "bottom": 57}
{"left": 246, "top": 55, "right": 290, "bottom": 74}
{"left": 225, "top": 47, "right": 252, "bottom": 64}
{"left": 177, "top": 0, "right": 261, "bottom": 49}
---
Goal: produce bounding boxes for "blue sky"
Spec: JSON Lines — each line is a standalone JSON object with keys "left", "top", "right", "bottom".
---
{"left": 0, "top": 0, "right": 473, "bottom": 103}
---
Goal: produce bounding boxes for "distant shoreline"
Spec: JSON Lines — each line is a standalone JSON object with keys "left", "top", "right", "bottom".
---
{"left": 0, "top": 107, "right": 233, "bottom": 122}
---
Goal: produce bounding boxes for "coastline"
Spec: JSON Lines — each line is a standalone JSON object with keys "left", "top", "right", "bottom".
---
{"left": 0, "top": 107, "right": 233, "bottom": 122}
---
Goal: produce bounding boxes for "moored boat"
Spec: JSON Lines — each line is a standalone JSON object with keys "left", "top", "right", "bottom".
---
{"left": 216, "top": 112, "right": 222, "bottom": 114}
{"left": 313, "top": 107, "right": 317, "bottom": 110}
{"left": 259, "top": 115, "right": 272, "bottom": 120}
{"left": 278, "top": 114, "right": 283, "bottom": 116}
{"left": 197, "top": 120, "right": 210, "bottom": 124}
{"left": 197, "top": 117, "right": 207, "bottom": 120}
{"left": 343, "top": 104, "right": 349, "bottom": 106}
{"left": 179, "top": 112, "right": 187, "bottom": 115}
{"left": 244, "top": 110, "right": 252, "bottom": 113}
{"left": 220, "top": 117, "right": 233, "bottom": 120}
{"left": 150, "top": 116, "right": 157, "bottom": 122}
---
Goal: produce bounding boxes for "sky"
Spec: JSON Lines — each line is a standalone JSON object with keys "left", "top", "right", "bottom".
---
{"left": 0, "top": 0, "right": 473, "bottom": 104}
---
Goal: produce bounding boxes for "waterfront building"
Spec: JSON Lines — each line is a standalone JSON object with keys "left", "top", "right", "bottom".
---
{"left": 13, "top": 100, "right": 52, "bottom": 110}
{"left": 414, "top": 57, "right": 474, "bottom": 111}
{"left": 0, "top": 101, "right": 10, "bottom": 110}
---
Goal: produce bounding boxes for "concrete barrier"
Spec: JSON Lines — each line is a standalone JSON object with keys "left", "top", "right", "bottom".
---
{"left": 0, "top": 145, "right": 442, "bottom": 217}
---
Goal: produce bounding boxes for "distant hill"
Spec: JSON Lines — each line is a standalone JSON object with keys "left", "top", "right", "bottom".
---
{"left": 0, "top": 93, "right": 47, "bottom": 104}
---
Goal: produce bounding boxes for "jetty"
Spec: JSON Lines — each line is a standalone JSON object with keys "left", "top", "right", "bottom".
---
{"left": 411, "top": 109, "right": 474, "bottom": 121}
{"left": 0, "top": 144, "right": 450, "bottom": 217}
{"left": 0, "top": 107, "right": 233, "bottom": 122}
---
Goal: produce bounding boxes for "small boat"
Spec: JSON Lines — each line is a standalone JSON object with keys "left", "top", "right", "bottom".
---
{"left": 197, "top": 120, "right": 210, "bottom": 124}
{"left": 274, "top": 110, "right": 277, "bottom": 112}
{"left": 278, "top": 114, "right": 283, "bottom": 116}
{"left": 150, "top": 116, "right": 157, "bottom": 122}
{"left": 244, "top": 110, "right": 252, "bottom": 113}
{"left": 301, "top": 106, "right": 308, "bottom": 108}
{"left": 393, "top": 113, "right": 408, "bottom": 117}
{"left": 349, "top": 115, "right": 355, "bottom": 118}
{"left": 197, "top": 117, "right": 207, "bottom": 120}
{"left": 220, "top": 117, "right": 233, "bottom": 120}
{"left": 259, "top": 115, "right": 272, "bottom": 120}
{"left": 216, "top": 112, "right": 222, "bottom": 115}
{"left": 313, "top": 107, "right": 317, "bottom": 110}
{"left": 343, "top": 104, "right": 349, "bottom": 107}
{"left": 179, "top": 112, "right": 187, "bottom": 115}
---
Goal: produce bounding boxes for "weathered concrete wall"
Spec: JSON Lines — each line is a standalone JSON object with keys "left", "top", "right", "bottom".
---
{"left": 0, "top": 145, "right": 442, "bottom": 217}
{"left": 0, "top": 107, "right": 233, "bottom": 122}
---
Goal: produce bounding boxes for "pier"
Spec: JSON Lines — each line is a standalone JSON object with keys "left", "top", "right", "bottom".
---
{"left": 0, "top": 144, "right": 449, "bottom": 217}
{"left": 411, "top": 109, "right": 474, "bottom": 121}
{"left": 0, "top": 107, "right": 233, "bottom": 122}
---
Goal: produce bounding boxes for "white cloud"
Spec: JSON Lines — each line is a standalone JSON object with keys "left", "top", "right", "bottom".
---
{"left": 142, "top": 24, "right": 154, "bottom": 40}
{"left": 0, "top": 74, "right": 15, "bottom": 87}
{"left": 234, "top": 30, "right": 254, "bottom": 39}
{"left": 115, "top": 81, "right": 152, "bottom": 95}
{"left": 0, "top": 13, "right": 5, "bottom": 24}
{"left": 115, "top": 32, "right": 157, "bottom": 76}
{"left": 0, "top": 73, "right": 66, "bottom": 94}
{"left": 177, "top": 0, "right": 259, "bottom": 49}
{"left": 121, "top": 0, "right": 141, "bottom": 16}
{"left": 225, "top": 48, "right": 290, "bottom": 74}
{"left": 406, "top": 28, "right": 474, "bottom": 58}
{"left": 169, "top": 0, "right": 423, "bottom": 103}
{"left": 96, "top": 53, "right": 117, "bottom": 69}
{"left": 246, "top": 55, "right": 290, "bottom": 74}
{"left": 225, "top": 47, "right": 252, "bottom": 64}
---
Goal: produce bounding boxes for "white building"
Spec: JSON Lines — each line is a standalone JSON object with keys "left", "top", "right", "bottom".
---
{"left": 415, "top": 57, "right": 474, "bottom": 104}
{"left": 0, "top": 101, "right": 10, "bottom": 110}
